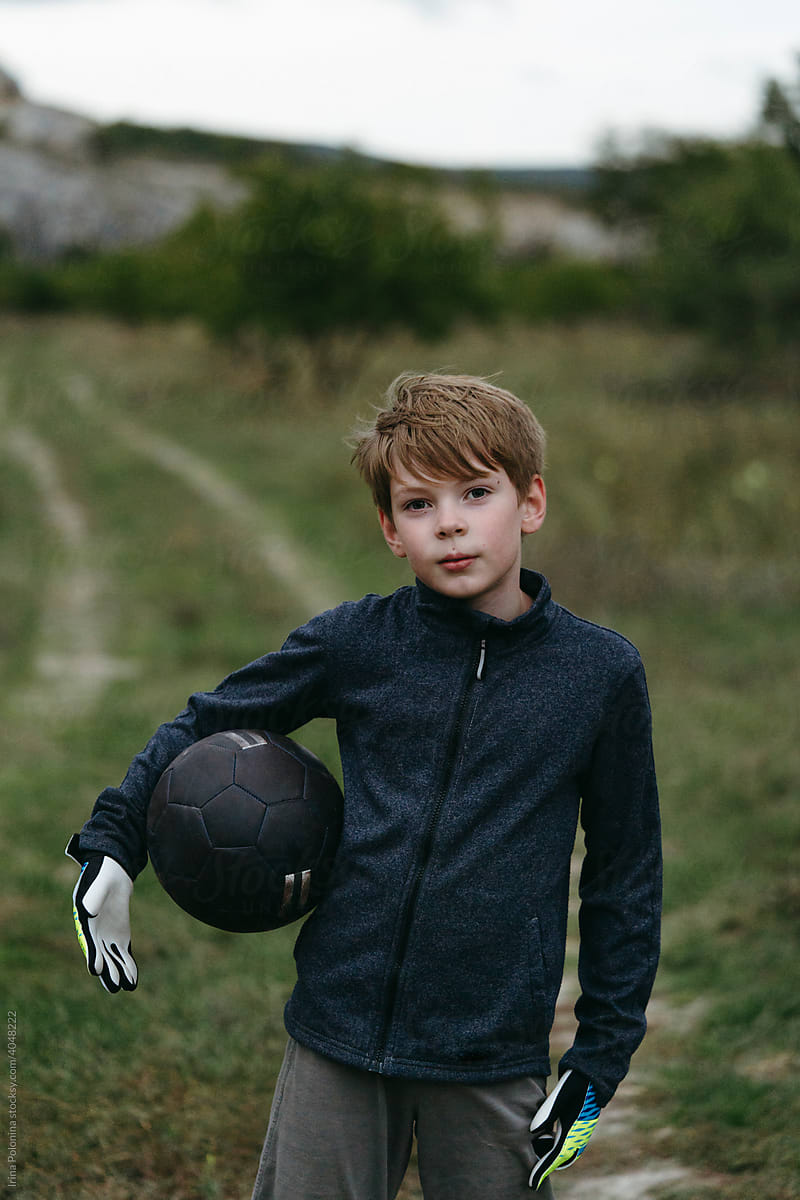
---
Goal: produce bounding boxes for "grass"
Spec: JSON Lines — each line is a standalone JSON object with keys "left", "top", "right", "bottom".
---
{"left": 0, "top": 313, "right": 798, "bottom": 1197}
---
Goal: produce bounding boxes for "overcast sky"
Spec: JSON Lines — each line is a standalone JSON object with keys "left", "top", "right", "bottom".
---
{"left": 1, "top": 0, "right": 797, "bottom": 166}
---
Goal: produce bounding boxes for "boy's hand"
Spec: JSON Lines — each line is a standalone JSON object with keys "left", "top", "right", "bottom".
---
{"left": 528, "top": 1069, "right": 600, "bottom": 1190}
{"left": 66, "top": 834, "right": 138, "bottom": 993}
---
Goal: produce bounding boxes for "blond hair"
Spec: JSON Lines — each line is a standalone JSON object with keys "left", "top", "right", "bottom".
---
{"left": 351, "top": 372, "right": 546, "bottom": 515}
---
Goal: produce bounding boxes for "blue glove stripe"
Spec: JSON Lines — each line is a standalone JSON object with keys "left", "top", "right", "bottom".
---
{"left": 577, "top": 1088, "right": 601, "bottom": 1125}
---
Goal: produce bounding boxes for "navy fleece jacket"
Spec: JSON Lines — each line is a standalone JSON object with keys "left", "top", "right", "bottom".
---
{"left": 80, "top": 569, "right": 661, "bottom": 1106}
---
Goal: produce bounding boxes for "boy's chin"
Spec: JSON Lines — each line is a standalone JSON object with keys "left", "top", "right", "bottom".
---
{"left": 417, "top": 569, "right": 478, "bottom": 598}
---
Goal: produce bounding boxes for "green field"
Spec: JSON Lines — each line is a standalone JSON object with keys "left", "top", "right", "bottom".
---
{"left": 1, "top": 315, "right": 798, "bottom": 1198}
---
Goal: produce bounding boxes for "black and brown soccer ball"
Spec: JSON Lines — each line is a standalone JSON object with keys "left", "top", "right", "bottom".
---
{"left": 147, "top": 730, "right": 343, "bottom": 932}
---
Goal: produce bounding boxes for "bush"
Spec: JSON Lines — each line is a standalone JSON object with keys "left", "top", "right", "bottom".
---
{"left": 0, "top": 260, "right": 67, "bottom": 313}
{"left": 499, "top": 258, "right": 634, "bottom": 322}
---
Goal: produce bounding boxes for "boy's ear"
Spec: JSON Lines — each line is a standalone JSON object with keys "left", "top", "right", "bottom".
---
{"left": 520, "top": 474, "right": 547, "bottom": 535}
{"left": 378, "top": 509, "right": 408, "bottom": 558}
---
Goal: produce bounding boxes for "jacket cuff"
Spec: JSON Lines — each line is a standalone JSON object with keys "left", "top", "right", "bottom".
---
{"left": 557, "top": 1049, "right": 620, "bottom": 1108}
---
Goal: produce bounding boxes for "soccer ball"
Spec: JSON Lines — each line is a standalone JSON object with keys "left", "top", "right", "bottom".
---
{"left": 147, "top": 730, "right": 343, "bottom": 932}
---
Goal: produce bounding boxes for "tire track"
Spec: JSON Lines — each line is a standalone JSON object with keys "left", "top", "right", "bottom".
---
{"left": 5, "top": 425, "right": 137, "bottom": 715}
{"left": 65, "top": 375, "right": 341, "bottom": 618}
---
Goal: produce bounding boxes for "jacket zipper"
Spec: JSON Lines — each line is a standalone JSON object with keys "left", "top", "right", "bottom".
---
{"left": 374, "top": 636, "right": 487, "bottom": 1071}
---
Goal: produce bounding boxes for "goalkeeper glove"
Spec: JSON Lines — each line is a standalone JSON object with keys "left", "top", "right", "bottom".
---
{"left": 529, "top": 1068, "right": 600, "bottom": 1190}
{"left": 66, "top": 834, "right": 138, "bottom": 994}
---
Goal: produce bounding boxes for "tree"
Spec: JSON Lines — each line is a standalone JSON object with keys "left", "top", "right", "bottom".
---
{"left": 761, "top": 55, "right": 800, "bottom": 166}
{"left": 589, "top": 63, "right": 800, "bottom": 348}
{"left": 211, "top": 158, "right": 498, "bottom": 340}
{"left": 648, "top": 143, "right": 800, "bottom": 345}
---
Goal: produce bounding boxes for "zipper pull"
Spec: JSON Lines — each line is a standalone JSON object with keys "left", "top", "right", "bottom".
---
{"left": 476, "top": 638, "right": 486, "bottom": 680}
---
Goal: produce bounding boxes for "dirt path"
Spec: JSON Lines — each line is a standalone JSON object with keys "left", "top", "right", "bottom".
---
{"left": 64, "top": 375, "right": 341, "bottom": 618}
{"left": 5, "top": 424, "right": 137, "bottom": 714}
{"left": 4, "top": 373, "right": 340, "bottom": 716}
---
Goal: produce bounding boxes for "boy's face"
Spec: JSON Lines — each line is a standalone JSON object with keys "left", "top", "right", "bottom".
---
{"left": 378, "top": 462, "right": 546, "bottom": 622}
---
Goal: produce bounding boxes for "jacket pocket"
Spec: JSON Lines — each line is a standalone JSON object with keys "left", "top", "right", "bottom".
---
{"left": 527, "top": 916, "right": 550, "bottom": 1031}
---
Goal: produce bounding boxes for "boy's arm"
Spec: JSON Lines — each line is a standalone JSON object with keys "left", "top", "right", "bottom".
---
{"left": 76, "top": 614, "right": 333, "bottom": 883}
{"left": 559, "top": 659, "right": 662, "bottom": 1107}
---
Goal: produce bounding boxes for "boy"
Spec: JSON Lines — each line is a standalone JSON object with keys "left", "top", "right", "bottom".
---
{"left": 69, "top": 373, "right": 661, "bottom": 1198}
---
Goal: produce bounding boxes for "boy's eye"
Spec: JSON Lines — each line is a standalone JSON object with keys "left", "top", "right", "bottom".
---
{"left": 467, "top": 486, "right": 490, "bottom": 500}
{"left": 404, "top": 498, "right": 430, "bottom": 511}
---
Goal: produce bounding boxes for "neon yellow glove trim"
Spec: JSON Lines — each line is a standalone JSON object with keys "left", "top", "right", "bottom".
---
{"left": 73, "top": 898, "right": 90, "bottom": 964}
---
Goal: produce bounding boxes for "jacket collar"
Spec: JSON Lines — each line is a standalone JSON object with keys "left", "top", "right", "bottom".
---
{"left": 414, "top": 568, "right": 556, "bottom": 640}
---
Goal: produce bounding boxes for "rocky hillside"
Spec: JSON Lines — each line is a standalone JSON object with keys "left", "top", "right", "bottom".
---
{"left": 0, "top": 64, "right": 633, "bottom": 262}
{"left": 0, "top": 66, "right": 245, "bottom": 260}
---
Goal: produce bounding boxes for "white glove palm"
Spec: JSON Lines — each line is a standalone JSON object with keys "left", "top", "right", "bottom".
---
{"left": 66, "top": 835, "right": 138, "bottom": 993}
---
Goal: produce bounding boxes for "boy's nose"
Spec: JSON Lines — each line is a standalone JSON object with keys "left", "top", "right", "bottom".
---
{"left": 436, "top": 510, "right": 466, "bottom": 537}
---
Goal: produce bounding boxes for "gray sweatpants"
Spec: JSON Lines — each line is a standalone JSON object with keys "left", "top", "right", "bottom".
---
{"left": 251, "top": 1037, "right": 556, "bottom": 1200}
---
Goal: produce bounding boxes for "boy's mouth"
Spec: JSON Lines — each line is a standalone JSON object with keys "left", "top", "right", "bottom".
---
{"left": 439, "top": 553, "right": 476, "bottom": 571}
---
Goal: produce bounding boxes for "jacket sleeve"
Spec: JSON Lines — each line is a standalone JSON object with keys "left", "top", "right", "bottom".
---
{"left": 559, "top": 659, "right": 662, "bottom": 1106}
{"left": 77, "top": 613, "right": 334, "bottom": 881}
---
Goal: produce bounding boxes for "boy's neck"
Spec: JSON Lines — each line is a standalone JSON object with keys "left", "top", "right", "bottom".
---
{"left": 469, "top": 586, "right": 532, "bottom": 622}
{"left": 420, "top": 571, "right": 539, "bottom": 623}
